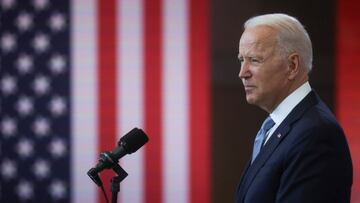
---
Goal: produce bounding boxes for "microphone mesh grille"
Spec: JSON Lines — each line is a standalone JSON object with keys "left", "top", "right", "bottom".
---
{"left": 119, "top": 128, "right": 149, "bottom": 153}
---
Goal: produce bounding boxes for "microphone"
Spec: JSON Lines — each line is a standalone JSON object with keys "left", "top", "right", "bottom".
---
{"left": 87, "top": 128, "right": 149, "bottom": 186}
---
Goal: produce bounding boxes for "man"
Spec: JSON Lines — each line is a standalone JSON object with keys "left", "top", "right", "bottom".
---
{"left": 235, "top": 13, "right": 353, "bottom": 203}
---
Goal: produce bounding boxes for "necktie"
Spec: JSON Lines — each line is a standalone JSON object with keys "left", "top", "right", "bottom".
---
{"left": 251, "top": 116, "right": 275, "bottom": 163}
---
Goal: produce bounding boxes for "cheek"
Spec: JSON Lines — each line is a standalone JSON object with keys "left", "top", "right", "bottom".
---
{"left": 259, "top": 63, "right": 287, "bottom": 87}
{"left": 262, "top": 75, "right": 288, "bottom": 96}
{"left": 253, "top": 72, "right": 269, "bottom": 90}
{"left": 254, "top": 73, "right": 280, "bottom": 96}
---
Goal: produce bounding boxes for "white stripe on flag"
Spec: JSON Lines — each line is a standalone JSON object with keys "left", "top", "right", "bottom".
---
{"left": 71, "top": 0, "right": 97, "bottom": 203}
{"left": 118, "top": 0, "right": 145, "bottom": 203}
{"left": 163, "top": 0, "right": 189, "bottom": 202}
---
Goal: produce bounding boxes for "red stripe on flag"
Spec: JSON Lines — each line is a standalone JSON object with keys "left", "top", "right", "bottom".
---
{"left": 189, "top": 0, "right": 212, "bottom": 202}
{"left": 98, "top": 0, "right": 118, "bottom": 203}
{"left": 144, "top": 0, "right": 163, "bottom": 202}
{"left": 336, "top": 0, "right": 360, "bottom": 202}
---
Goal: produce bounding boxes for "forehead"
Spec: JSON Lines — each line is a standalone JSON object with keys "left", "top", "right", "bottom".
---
{"left": 239, "top": 26, "right": 278, "bottom": 54}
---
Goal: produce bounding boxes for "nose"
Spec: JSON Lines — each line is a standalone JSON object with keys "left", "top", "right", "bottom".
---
{"left": 238, "top": 61, "right": 250, "bottom": 79}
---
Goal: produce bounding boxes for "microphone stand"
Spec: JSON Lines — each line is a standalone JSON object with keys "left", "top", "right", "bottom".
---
{"left": 87, "top": 152, "right": 128, "bottom": 203}
{"left": 111, "top": 176, "right": 121, "bottom": 203}
{"left": 110, "top": 163, "right": 128, "bottom": 203}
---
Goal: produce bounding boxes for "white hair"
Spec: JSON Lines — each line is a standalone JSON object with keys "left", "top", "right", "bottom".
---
{"left": 244, "top": 13, "right": 313, "bottom": 72}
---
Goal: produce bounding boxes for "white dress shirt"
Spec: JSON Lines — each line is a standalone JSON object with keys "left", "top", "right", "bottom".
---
{"left": 264, "top": 81, "right": 312, "bottom": 144}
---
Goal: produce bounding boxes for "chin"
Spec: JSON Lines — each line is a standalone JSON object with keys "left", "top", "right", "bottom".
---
{"left": 245, "top": 95, "right": 258, "bottom": 105}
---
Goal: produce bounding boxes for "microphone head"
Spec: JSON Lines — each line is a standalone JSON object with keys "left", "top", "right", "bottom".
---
{"left": 119, "top": 128, "right": 149, "bottom": 154}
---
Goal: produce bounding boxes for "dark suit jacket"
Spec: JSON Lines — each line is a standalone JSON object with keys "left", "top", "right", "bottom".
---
{"left": 236, "top": 91, "right": 353, "bottom": 203}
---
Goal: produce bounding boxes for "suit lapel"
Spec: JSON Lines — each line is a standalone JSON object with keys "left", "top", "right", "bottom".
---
{"left": 237, "top": 91, "right": 319, "bottom": 202}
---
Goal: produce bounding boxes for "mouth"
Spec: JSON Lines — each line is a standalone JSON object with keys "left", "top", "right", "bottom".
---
{"left": 244, "top": 85, "right": 256, "bottom": 91}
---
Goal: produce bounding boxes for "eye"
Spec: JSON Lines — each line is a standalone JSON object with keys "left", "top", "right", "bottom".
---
{"left": 250, "top": 57, "right": 260, "bottom": 64}
{"left": 238, "top": 57, "right": 244, "bottom": 67}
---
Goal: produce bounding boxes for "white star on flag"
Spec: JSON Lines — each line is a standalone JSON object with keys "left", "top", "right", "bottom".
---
{"left": 49, "top": 13, "right": 66, "bottom": 32}
{"left": 1, "top": 117, "right": 17, "bottom": 137}
{"left": 32, "top": 159, "right": 50, "bottom": 179}
{"left": 49, "top": 138, "right": 67, "bottom": 158}
{"left": 16, "top": 138, "right": 34, "bottom": 158}
{"left": 32, "top": 0, "right": 48, "bottom": 11}
{"left": 1, "top": 159, "right": 17, "bottom": 179}
{"left": 16, "top": 12, "right": 33, "bottom": 31}
{"left": 32, "top": 33, "right": 50, "bottom": 53}
{"left": 1, "top": 75, "right": 17, "bottom": 95}
{"left": 16, "top": 180, "right": 33, "bottom": 200}
{"left": 16, "top": 96, "right": 34, "bottom": 116}
{"left": 49, "top": 96, "right": 66, "bottom": 116}
{"left": 16, "top": 54, "right": 33, "bottom": 74}
{"left": 1, "top": 33, "right": 16, "bottom": 53}
{"left": 0, "top": 0, "right": 16, "bottom": 10}
{"left": 49, "top": 54, "right": 66, "bottom": 74}
{"left": 32, "top": 75, "right": 50, "bottom": 95}
{"left": 32, "top": 117, "right": 50, "bottom": 137}
{"left": 49, "top": 180, "right": 66, "bottom": 199}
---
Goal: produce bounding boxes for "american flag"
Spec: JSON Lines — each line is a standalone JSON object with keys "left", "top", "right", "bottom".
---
{"left": 0, "top": 0, "right": 211, "bottom": 203}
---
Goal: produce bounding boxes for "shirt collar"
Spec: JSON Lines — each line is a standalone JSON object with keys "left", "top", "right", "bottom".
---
{"left": 270, "top": 81, "right": 311, "bottom": 125}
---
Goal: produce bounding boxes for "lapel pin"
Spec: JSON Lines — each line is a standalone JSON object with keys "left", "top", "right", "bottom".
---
{"left": 277, "top": 133, "right": 282, "bottom": 138}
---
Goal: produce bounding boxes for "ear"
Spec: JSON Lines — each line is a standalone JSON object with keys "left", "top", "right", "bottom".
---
{"left": 287, "top": 53, "right": 300, "bottom": 80}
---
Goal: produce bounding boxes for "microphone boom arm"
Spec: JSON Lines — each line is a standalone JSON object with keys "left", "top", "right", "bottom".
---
{"left": 87, "top": 151, "right": 128, "bottom": 187}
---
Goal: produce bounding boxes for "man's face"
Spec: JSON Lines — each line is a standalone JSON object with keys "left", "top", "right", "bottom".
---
{"left": 238, "top": 25, "right": 290, "bottom": 112}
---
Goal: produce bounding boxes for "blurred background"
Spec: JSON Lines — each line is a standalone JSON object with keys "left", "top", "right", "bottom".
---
{"left": 1, "top": 0, "right": 359, "bottom": 203}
